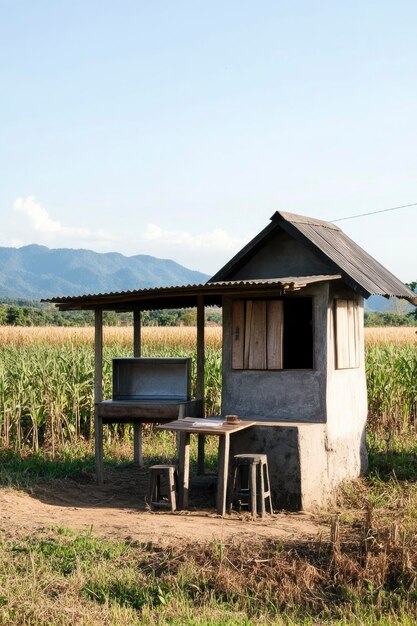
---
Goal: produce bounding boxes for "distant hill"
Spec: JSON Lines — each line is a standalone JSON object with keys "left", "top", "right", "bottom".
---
{"left": 0, "top": 244, "right": 209, "bottom": 299}
{"left": 365, "top": 294, "right": 414, "bottom": 314}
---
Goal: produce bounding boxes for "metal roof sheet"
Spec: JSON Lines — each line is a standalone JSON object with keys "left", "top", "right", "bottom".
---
{"left": 43, "top": 274, "right": 342, "bottom": 310}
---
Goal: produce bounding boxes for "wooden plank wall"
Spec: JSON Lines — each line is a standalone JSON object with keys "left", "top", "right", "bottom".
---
{"left": 232, "top": 300, "right": 245, "bottom": 369}
{"left": 232, "top": 299, "right": 283, "bottom": 370}
{"left": 335, "top": 299, "right": 359, "bottom": 369}
{"left": 266, "top": 301, "right": 284, "bottom": 369}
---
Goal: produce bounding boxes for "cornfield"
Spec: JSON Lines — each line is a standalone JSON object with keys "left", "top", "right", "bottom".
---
{"left": 0, "top": 326, "right": 415, "bottom": 452}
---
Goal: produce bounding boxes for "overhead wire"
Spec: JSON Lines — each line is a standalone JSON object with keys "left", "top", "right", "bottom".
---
{"left": 331, "top": 202, "right": 417, "bottom": 223}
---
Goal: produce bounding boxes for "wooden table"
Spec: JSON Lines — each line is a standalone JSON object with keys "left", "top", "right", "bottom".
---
{"left": 95, "top": 399, "right": 202, "bottom": 483}
{"left": 156, "top": 417, "right": 255, "bottom": 516}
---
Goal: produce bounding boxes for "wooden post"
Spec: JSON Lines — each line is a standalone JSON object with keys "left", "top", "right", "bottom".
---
{"left": 133, "top": 309, "right": 143, "bottom": 466}
{"left": 250, "top": 461, "right": 257, "bottom": 519}
{"left": 133, "top": 310, "right": 141, "bottom": 357}
{"left": 217, "top": 433, "right": 230, "bottom": 517}
{"left": 178, "top": 432, "right": 190, "bottom": 510}
{"left": 94, "top": 307, "right": 104, "bottom": 484}
{"left": 196, "top": 296, "right": 205, "bottom": 475}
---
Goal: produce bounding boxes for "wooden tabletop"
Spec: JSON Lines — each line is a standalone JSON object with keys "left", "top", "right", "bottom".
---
{"left": 156, "top": 416, "right": 255, "bottom": 436}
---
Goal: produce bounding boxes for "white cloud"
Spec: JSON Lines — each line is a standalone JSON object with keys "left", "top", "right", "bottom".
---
{"left": 9, "top": 197, "right": 252, "bottom": 273}
{"left": 143, "top": 223, "right": 252, "bottom": 252}
{"left": 140, "top": 223, "right": 254, "bottom": 273}
{"left": 13, "top": 196, "right": 117, "bottom": 246}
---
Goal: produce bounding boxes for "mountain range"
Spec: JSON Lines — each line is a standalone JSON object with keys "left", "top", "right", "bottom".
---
{"left": 0, "top": 244, "right": 209, "bottom": 299}
{"left": 0, "top": 244, "right": 412, "bottom": 312}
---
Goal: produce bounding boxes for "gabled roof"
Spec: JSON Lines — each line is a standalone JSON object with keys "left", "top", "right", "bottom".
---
{"left": 209, "top": 211, "right": 417, "bottom": 302}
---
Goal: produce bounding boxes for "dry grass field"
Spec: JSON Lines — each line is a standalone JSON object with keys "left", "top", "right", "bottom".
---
{"left": 0, "top": 324, "right": 223, "bottom": 349}
{"left": 0, "top": 323, "right": 415, "bottom": 348}
{"left": 365, "top": 326, "right": 417, "bottom": 345}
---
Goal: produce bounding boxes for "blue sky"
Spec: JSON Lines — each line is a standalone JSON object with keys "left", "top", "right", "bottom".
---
{"left": 1, "top": 1, "right": 416, "bottom": 280}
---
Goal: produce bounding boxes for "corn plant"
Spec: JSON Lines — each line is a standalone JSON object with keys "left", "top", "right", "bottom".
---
{"left": 0, "top": 326, "right": 415, "bottom": 452}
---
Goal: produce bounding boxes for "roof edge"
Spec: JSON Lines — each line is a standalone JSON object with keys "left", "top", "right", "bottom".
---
{"left": 271, "top": 210, "right": 341, "bottom": 231}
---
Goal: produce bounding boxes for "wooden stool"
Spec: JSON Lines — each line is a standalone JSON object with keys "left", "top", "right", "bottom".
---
{"left": 230, "top": 454, "right": 273, "bottom": 518}
{"left": 148, "top": 464, "right": 178, "bottom": 512}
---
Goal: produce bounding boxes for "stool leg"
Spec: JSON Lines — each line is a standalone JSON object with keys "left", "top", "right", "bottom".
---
{"left": 156, "top": 474, "right": 161, "bottom": 503}
{"left": 148, "top": 473, "right": 155, "bottom": 508}
{"left": 259, "top": 462, "right": 266, "bottom": 518}
{"left": 168, "top": 467, "right": 177, "bottom": 512}
{"left": 264, "top": 462, "right": 273, "bottom": 514}
{"left": 174, "top": 468, "right": 179, "bottom": 495}
{"left": 250, "top": 462, "right": 257, "bottom": 518}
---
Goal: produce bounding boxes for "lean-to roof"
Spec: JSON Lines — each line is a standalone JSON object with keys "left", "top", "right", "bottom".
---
{"left": 43, "top": 275, "right": 341, "bottom": 311}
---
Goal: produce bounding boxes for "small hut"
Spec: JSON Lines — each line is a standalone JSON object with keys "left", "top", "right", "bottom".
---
{"left": 47, "top": 211, "right": 416, "bottom": 509}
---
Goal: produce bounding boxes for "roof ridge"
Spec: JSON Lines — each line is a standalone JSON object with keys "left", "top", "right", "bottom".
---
{"left": 271, "top": 210, "right": 341, "bottom": 231}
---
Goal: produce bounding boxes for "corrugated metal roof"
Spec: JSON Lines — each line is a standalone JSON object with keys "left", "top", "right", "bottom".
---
{"left": 211, "top": 210, "right": 416, "bottom": 302}
{"left": 43, "top": 275, "right": 342, "bottom": 310}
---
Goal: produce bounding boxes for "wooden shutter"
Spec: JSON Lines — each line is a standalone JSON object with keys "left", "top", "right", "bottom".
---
{"left": 232, "top": 299, "right": 284, "bottom": 370}
{"left": 335, "top": 299, "right": 359, "bottom": 369}
{"left": 244, "top": 300, "right": 267, "bottom": 369}
{"left": 232, "top": 300, "right": 245, "bottom": 369}
{"left": 267, "top": 300, "right": 284, "bottom": 369}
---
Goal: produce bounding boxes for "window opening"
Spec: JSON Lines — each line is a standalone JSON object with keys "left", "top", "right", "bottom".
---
{"left": 232, "top": 298, "right": 313, "bottom": 370}
{"left": 283, "top": 299, "right": 313, "bottom": 369}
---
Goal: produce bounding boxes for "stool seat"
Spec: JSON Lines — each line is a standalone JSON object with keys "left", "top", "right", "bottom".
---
{"left": 148, "top": 464, "right": 178, "bottom": 512}
{"left": 233, "top": 453, "right": 267, "bottom": 462}
{"left": 229, "top": 453, "right": 273, "bottom": 518}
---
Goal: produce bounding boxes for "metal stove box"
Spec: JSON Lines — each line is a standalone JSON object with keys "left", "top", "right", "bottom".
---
{"left": 112, "top": 357, "right": 192, "bottom": 402}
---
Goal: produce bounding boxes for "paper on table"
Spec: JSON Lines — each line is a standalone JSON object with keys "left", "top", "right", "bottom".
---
{"left": 192, "top": 421, "right": 224, "bottom": 428}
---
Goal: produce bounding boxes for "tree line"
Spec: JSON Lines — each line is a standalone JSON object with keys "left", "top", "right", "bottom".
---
{"left": 1, "top": 287, "right": 416, "bottom": 327}
{"left": 0, "top": 298, "right": 222, "bottom": 327}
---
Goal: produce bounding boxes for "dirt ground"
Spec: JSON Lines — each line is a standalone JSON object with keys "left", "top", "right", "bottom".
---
{"left": 0, "top": 466, "right": 329, "bottom": 546}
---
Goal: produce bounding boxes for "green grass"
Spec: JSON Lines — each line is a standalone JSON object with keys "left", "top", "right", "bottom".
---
{"left": 0, "top": 430, "right": 219, "bottom": 489}
{"left": 1, "top": 525, "right": 417, "bottom": 625}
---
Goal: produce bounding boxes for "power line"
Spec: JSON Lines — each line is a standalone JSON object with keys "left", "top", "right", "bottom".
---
{"left": 331, "top": 202, "right": 417, "bottom": 223}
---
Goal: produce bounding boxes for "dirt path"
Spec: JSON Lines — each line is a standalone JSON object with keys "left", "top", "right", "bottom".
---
{"left": 0, "top": 467, "right": 328, "bottom": 546}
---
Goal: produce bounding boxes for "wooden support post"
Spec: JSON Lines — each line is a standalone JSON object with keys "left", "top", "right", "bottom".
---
{"left": 217, "top": 433, "right": 230, "bottom": 517}
{"left": 133, "top": 423, "right": 143, "bottom": 466}
{"left": 133, "top": 310, "right": 143, "bottom": 466}
{"left": 178, "top": 432, "right": 190, "bottom": 510}
{"left": 196, "top": 296, "right": 205, "bottom": 475}
{"left": 94, "top": 308, "right": 104, "bottom": 484}
{"left": 133, "top": 310, "right": 141, "bottom": 357}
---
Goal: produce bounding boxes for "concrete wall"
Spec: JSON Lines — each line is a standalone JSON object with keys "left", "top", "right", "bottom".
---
{"left": 324, "top": 285, "right": 368, "bottom": 484}
{"left": 221, "top": 283, "right": 329, "bottom": 422}
{"left": 230, "top": 423, "right": 332, "bottom": 510}
{"left": 220, "top": 281, "right": 368, "bottom": 509}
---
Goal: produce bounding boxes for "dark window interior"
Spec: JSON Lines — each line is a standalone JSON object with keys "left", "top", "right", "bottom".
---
{"left": 283, "top": 298, "right": 313, "bottom": 369}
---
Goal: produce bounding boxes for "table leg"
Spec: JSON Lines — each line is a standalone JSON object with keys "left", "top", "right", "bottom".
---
{"left": 217, "top": 433, "right": 230, "bottom": 516}
{"left": 197, "top": 435, "right": 205, "bottom": 475}
{"left": 178, "top": 432, "right": 190, "bottom": 510}
{"left": 133, "top": 423, "right": 143, "bottom": 466}
{"left": 250, "top": 462, "right": 257, "bottom": 518}
{"left": 94, "top": 410, "right": 104, "bottom": 485}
